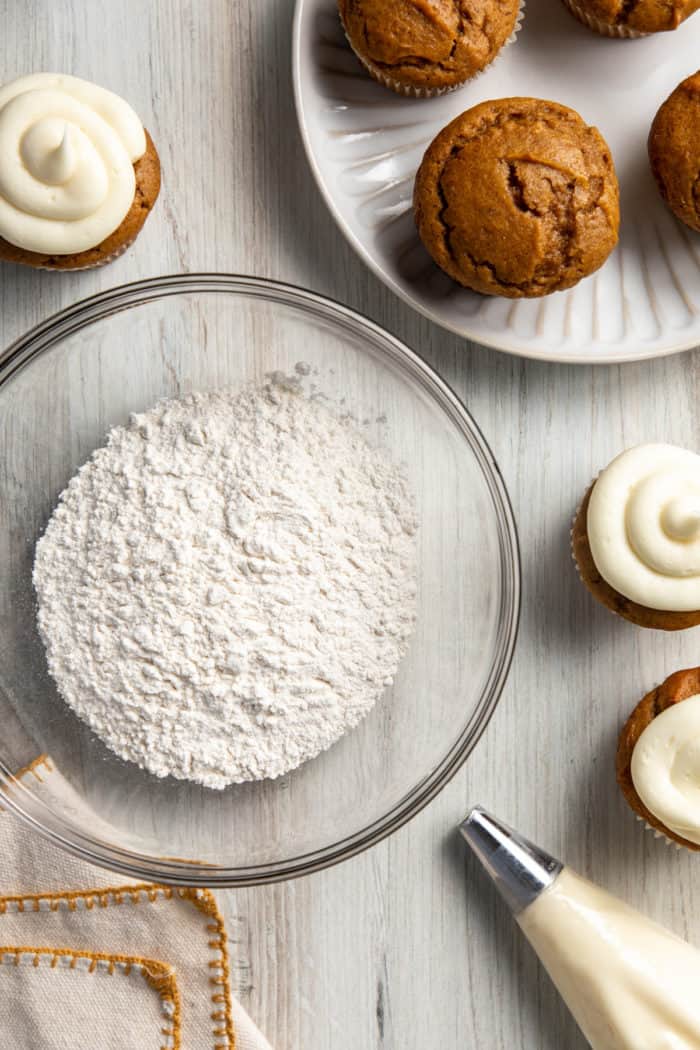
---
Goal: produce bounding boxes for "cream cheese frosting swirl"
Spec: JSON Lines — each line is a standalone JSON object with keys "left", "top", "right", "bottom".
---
{"left": 0, "top": 73, "right": 146, "bottom": 254}
{"left": 587, "top": 444, "right": 700, "bottom": 611}
{"left": 631, "top": 695, "right": 700, "bottom": 845}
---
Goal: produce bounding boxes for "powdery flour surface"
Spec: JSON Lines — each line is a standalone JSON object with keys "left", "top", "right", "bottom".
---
{"left": 33, "top": 378, "right": 418, "bottom": 788}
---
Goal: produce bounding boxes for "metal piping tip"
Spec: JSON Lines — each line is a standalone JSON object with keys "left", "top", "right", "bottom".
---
{"left": 459, "top": 807, "right": 563, "bottom": 916}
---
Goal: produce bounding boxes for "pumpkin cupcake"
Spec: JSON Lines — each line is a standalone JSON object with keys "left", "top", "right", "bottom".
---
{"left": 337, "top": 0, "right": 522, "bottom": 97}
{"left": 562, "top": 0, "right": 699, "bottom": 36}
{"left": 572, "top": 444, "right": 700, "bottom": 630}
{"left": 0, "top": 73, "right": 160, "bottom": 271}
{"left": 649, "top": 71, "right": 700, "bottom": 234}
{"left": 617, "top": 668, "right": 700, "bottom": 850}
{"left": 413, "top": 97, "right": 619, "bottom": 298}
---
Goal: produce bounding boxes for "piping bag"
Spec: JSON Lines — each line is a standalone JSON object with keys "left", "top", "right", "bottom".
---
{"left": 460, "top": 807, "right": 700, "bottom": 1050}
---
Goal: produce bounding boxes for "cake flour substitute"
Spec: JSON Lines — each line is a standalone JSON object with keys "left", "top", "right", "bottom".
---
{"left": 33, "top": 377, "right": 418, "bottom": 788}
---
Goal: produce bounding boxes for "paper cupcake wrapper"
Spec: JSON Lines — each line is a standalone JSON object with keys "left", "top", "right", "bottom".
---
{"left": 561, "top": 0, "right": 648, "bottom": 37}
{"left": 570, "top": 482, "right": 629, "bottom": 621}
{"left": 33, "top": 237, "right": 134, "bottom": 272}
{"left": 570, "top": 485, "right": 593, "bottom": 585}
{"left": 636, "top": 813, "right": 687, "bottom": 851}
{"left": 340, "top": 0, "right": 525, "bottom": 98}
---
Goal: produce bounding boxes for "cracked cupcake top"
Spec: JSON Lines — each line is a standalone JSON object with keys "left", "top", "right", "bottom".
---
{"left": 338, "top": 0, "right": 521, "bottom": 90}
{"left": 413, "top": 97, "right": 620, "bottom": 298}
{"left": 576, "top": 0, "right": 699, "bottom": 32}
{"left": 649, "top": 72, "right": 700, "bottom": 234}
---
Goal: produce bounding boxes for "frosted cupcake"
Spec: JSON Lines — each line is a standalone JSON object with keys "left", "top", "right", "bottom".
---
{"left": 561, "top": 0, "right": 699, "bottom": 37}
{"left": 572, "top": 444, "right": 700, "bottom": 630}
{"left": 0, "top": 74, "right": 161, "bottom": 270}
{"left": 617, "top": 667, "right": 700, "bottom": 850}
{"left": 337, "top": 0, "right": 522, "bottom": 97}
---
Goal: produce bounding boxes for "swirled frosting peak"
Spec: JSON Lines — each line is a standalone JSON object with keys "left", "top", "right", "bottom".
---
{"left": 0, "top": 74, "right": 146, "bottom": 254}
{"left": 587, "top": 444, "right": 700, "bottom": 611}
{"left": 21, "top": 122, "right": 77, "bottom": 184}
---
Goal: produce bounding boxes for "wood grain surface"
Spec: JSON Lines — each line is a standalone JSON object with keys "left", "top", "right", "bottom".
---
{"left": 1, "top": 2, "right": 700, "bottom": 1048}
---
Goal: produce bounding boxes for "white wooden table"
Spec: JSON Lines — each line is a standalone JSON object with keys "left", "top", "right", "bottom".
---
{"left": 2, "top": 3, "right": 700, "bottom": 1047}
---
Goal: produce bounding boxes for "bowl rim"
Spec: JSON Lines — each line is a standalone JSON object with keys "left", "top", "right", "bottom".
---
{"left": 0, "top": 272, "right": 521, "bottom": 886}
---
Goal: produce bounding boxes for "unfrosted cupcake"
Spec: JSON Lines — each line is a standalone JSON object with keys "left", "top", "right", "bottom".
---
{"left": 649, "top": 71, "right": 700, "bottom": 234}
{"left": 562, "top": 0, "right": 699, "bottom": 36}
{"left": 0, "top": 73, "right": 161, "bottom": 270}
{"left": 414, "top": 98, "right": 619, "bottom": 297}
{"left": 337, "top": 0, "right": 522, "bottom": 97}
{"left": 617, "top": 667, "right": 700, "bottom": 850}
{"left": 572, "top": 444, "right": 700, "bottom": 630}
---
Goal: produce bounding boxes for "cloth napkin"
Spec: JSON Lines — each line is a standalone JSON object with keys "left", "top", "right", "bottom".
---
{"left": 0, "top": 756, "right": 274, "bottom": 1050}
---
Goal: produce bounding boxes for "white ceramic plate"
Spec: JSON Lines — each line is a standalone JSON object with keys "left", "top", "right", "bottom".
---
{"left": 293, "top": 0, "right": 700, "bottom": 363}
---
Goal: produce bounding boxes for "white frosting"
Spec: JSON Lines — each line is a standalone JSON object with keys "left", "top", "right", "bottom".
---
{"left": 0, "top": 74, "right": 146, "bottom": 254}
{"left": 519, "top": 867, "right": 700, "bottom": 1050}
{"left": 587, "top": 444, "right": 700, "bottom": 611}
{"left": 631, "top": 693, "right": 700, "bottom": 845}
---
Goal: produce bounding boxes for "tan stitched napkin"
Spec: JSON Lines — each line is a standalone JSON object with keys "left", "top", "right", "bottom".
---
{"left": 0, "top": 757, "right": 273, "bottom": 1050}
{"left": 0, "top": 948, "right": 179, "bottom": 1050}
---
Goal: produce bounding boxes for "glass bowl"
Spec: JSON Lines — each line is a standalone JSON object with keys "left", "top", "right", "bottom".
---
{"left": 0, "top": 275, "right": 519, "bottom": 886}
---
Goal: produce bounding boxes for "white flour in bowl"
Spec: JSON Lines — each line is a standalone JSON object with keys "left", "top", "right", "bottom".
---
{"left": 33, "top": 376, "right": 418, "bottom": 788}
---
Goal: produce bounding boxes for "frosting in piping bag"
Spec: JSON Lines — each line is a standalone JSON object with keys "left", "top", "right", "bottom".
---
{"left": 519, "top": 868, "right": 700, "bottom": 1050}
{"left": 0, "top": 73, "right": 146, "bottom": 254}
{"left": 587, "top": 444, "right": 700, "bottom": 611}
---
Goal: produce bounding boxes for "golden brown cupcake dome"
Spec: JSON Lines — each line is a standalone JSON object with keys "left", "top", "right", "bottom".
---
{"left": 0, "top": 74, "right": 161, "bottom": 272}
{"left": 413, "top": 97, "right": 620, "bottom": 298}
{"left": 617, "top": 668, "right": 700, "bottom": 851}
{"left": 649, "top": 70, "right": 700, "bottom": 234}
{"left": 562, "top": 0, "right": 699, "bottom": 36}
{"left": 338, "top": 0, "right": 523, "bottom": 97}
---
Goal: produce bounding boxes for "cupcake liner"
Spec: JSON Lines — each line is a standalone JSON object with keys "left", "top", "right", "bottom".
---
{"left": 561, "top": 0, "right": 648, "bottom": 38}
{"left": 30, "top": 237, "right": 134, "bottom": 272}
{"left": 570, "top": 480, "right": 595, "bottom": 584}
{"left": 636, "top": 813, "right": 686, "bottom": 850}
{"left": 0, "top": 229, "right": 136, "bottom": 271}
{"left": 570, "top": 477, "right": 629, "bottom": 622}
{"left": 339, "top": 0, "right": 525, "bottom": 98}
